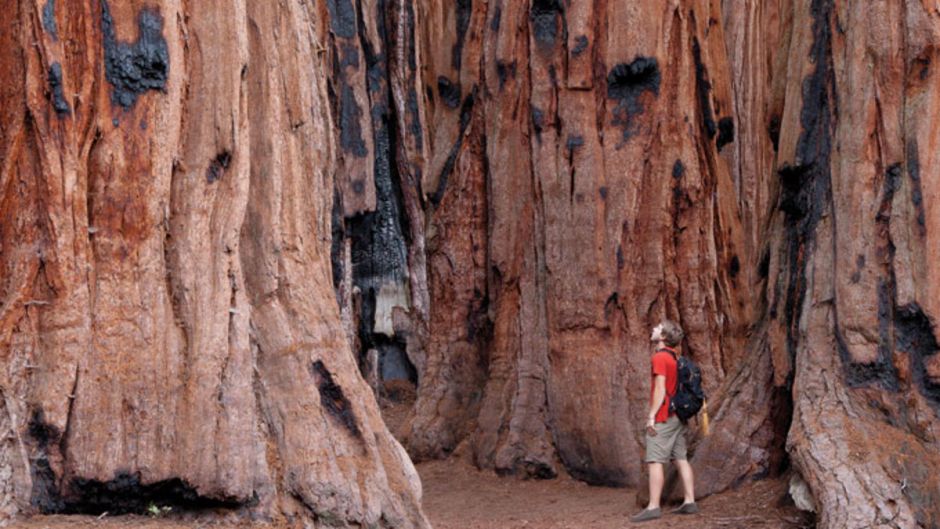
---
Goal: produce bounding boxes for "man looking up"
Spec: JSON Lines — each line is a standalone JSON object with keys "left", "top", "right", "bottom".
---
{"left": 630, "top": 320, "right": 698, "bottom": 523}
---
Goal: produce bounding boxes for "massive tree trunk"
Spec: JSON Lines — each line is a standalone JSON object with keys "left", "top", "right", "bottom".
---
{"left": 4, "top": 0, "right": 940, "bottom": 528}
{"left": 692, "top": 2, "right": 940, "bottom": 527}
{"left": 404, "top": 0, "right": 753, "bottom": 485}
{"left": 0, "top": 1, "right": 428, "bottom": 526}
{"left": 368, "top": 0, "right": 940, "bottom": 527}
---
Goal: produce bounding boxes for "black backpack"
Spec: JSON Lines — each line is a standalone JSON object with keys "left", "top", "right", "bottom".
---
{"left": 666, "top": 352, "right": 706, "bottom": 422}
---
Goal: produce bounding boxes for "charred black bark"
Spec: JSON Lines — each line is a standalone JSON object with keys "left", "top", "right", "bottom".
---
{"left": 311, "top": 361, "right": 363, "bottom": 439}
{"left": 606, "top": 57, "right": 660, "bottom": 144}
{"left": 100, "top": 0, "right": 169, "bottom": 109}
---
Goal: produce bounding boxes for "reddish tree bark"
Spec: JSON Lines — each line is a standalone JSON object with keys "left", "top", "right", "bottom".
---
{"left": 0, "top": 1, "right": 428, "bottom": 526}
{"left": 403, "top": 0, "right": 753, "bottom": 486}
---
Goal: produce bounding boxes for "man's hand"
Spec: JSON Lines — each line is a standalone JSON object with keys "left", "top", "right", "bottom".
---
{"left": 646, "top": 417, "right": 657, "bottom": 436}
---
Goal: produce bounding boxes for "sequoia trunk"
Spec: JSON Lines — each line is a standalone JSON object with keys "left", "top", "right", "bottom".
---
{"left": 398, "top": 1, "right": 940, "bottom": 527}
{"left": 0, "top": 1, "right": 428, "bottom": 526}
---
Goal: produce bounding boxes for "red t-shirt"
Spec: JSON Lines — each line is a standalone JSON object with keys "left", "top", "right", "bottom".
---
{"left": 650, "top": 348, "right": 678, "bottom": 423}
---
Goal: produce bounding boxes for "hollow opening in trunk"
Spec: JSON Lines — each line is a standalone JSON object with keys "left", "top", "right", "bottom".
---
{"left": 39, "top": 472, "right": 248, "bottom": 516}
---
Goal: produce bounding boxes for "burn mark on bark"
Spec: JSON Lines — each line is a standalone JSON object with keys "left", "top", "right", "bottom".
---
{"left": 565, "top": 134, "right": 584, "bottom": 154}
{"left": 778, "top": 0, "right": 834, "bottom": 376}
{"left": 717, "top": 117, "right": 734, "bottom": 150}
{"left": 407, "top": 88, "right": 423, "bottom": 146}
{"left": 100, "top": 0, "right": 169, "bottom": 109}
{"left": 729, "top": 255, "right": 741, "bottom": 279}
{"left": 453, "top": 0, "right": 472, "bottom": 70}
{"left": 430, "top": 89, "right": 476, "bottom": 207}
{"left": 881, "top": 163, "right": 902, "bottom": 217}
{"left": 566, "top": 135, "right": 583, "bottom": 200}
{"left": 616, "top": 245, "right": 624, "bottom": 269}
{"left": 348, "top": 105, "right": 408, "bottom": 280}
{"left": 672, "top": 159, "right": 684, "bottom": 179}
{"left": 531, "top": 105, "right": 545, "bottom": 140}
{"left": 338, "top": 43, "right": 360, "bottom": 69}
{"left": 310, "top": 360, "right": 363, "bottom": 438}
{"left": 437, "top": 76, "right": 461, "bottom": 109}
{"left": 839, "top": 279, "right": 901, "bottom": 390}
{"left": 405, "top": 2, "right": 417, "bottom": 71}
{"left": 758, "top": 248, "right": 770, "bottom": 279}
{"left": 28, "top": 409, "right": 64, "bottom": 512}
{"left": 339, "top": 85, "right": 368, "bottom": 157}
{"left": 496, "top": 60, "right": 517, "bottom": 90}
{"left": 895, "top": 304, "right": 940, "bottom": 407}
{"left": 330, "top": 188, "right": 345, "bottom": 299}
{"left": 768, "top": 115, "right": 781, "bottom": 151}
{"left": 913, "top": 54, "right": 930, "bottom": 81}
{"left": 43, "top": 0, "right": 58, "bottom": 40}
{"left": 47, "top": 63, "right": 71, "bottom": 116}
{"left": 54, "top": 473, "right": 245, "bottom": 515}
{"left": 326, "top": 0, "right": 357, "bottom": 38}
{"left": 466, "top": 289, "right": 492, "bottom": 344}
{"left": 530, "top": 0, "right": 565, "bottom": 47}
{"left": 692, "top": 38, "right": 717, "bottom": 139}
{"left": 572, "top": 35, "right": 589, "bottom": 56}
{"left": 905, "top": 140, "right": 927, "bottom": 235}
{"left": 206, "top": 151, "right": 231, "bottom": 183}
{"left": 606, "top": 57, "right": 660, "bottom": 143}
{"left": 28, "top": 409, "right": 60, "bottom": 449}
{"left": 490, "top": 5, "right": 501, "bottom": 32}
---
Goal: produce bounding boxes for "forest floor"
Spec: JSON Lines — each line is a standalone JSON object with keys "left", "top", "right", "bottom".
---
{"left": 419, "top": 458, "right": 813, "bottom": 529}
{"left": 10, "top": 462, "right": 814, "bottom": 528}
{"left": 9, "top": 388, "right": 813, "bottom": 529}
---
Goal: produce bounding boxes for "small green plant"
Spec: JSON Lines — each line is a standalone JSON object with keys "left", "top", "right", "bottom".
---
{"left": 146, "top": 502, "right": 172, "bottom": 517}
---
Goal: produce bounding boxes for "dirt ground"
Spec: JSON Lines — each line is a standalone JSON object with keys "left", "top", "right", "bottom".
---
{"left": 9, "top": 459, "right": 813, "bottom": 528}
{"left": 419, "top": 458, "right": 813, "bottom": 529}
{"left": 10, "top": 391, "right": 813, "bottom": 528}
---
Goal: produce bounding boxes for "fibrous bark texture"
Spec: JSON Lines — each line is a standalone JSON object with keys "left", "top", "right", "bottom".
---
{"left": 404, "top": 0, "right": 752, "bottom": 486}
{"left": 330, "top": 1, "right": 940, "bottom": 528}
{"left": 0, "top": 1, "right": 428, "bottom": 527}
{"left": 4, "top": 0, "right": 940, "bottom": 528}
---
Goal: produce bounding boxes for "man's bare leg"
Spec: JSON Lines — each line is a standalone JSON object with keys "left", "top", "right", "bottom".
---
{"left": 646, "top": 462, "right": 664, "bottom": 509}
{"left": 675, "top": 459, "right": 695, "bottom": 504}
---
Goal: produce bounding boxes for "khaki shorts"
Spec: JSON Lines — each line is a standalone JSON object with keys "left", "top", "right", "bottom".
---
{"left": 644, "top": 415, "right": 688, "bottom": 463}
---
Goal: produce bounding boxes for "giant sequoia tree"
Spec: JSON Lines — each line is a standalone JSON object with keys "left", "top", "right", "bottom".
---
{"left": 0, "top": 0, "right": 428, "bottom": 526}
{"left": 3, "top": 0, "right": 940, "bottom": 528}
{"left": 330, "top": 1, "right": 940, "bottom": 528}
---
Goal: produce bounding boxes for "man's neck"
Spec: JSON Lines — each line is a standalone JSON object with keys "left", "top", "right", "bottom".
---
{"left": 653, "top": 341, "right": 668, "bottom": 352}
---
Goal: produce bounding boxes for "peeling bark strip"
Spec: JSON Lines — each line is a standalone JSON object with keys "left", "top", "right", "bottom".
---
{"left": 100, "top": 0, "right": 169, "bottom": 109}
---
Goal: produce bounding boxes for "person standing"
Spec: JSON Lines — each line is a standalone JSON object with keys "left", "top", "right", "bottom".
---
{"left": 630, "top": 320, "right": 698, "bottom": 523}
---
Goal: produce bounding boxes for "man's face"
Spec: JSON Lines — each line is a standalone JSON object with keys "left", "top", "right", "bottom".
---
{"left": 650, "top": 324, "right": 664, "bottom": 344}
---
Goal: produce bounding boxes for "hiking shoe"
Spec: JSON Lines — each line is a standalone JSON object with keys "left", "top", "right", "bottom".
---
{"left": 672, "top": 502, "right": 699, "bottom": 514}
{"left": 629, "top": 508, "right": 662, "bottom": 522}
